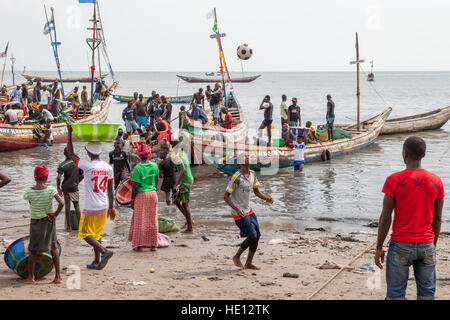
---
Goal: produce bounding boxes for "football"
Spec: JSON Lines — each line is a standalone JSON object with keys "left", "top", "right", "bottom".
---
{"left": 237, "top": 44, "right": 253, "bottom": 60}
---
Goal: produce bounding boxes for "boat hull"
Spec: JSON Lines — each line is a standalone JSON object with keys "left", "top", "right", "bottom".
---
{"left": 0, "top": 83, "right": 117, "bottom": 152}
{"left": 380, "top": 106, "right": 450, "bottom": 135}
{"left": 199, "top": 108, "right": 392, "bottom": 175}
{"left": 113, "top": 94, "right": 193, "bottom": 104}
{"left": 176, "top": 74, "right": 261, "bottom": 83}
{"left": 22, "top": 74, "right": 108, "bottom": 83}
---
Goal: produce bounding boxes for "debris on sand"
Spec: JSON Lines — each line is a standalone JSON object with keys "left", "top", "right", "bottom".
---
{"left": 305, "top": 227, "right": 326, "bottom": 232}
{"left": 283, "top": 272, "right": 299, "bottom": 278}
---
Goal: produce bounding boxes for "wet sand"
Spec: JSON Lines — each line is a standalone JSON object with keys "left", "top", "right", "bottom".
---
{"left": 1, "top": 214, "right": 449, "bottom": 300}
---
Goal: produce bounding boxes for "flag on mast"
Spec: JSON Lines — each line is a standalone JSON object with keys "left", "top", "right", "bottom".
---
{"left": 206, "top": 9, "right": 218, "bottom": 32}
{"left": 0, "top": 42, "right": 9, "bottom": 58}
{"left": 43, "top": 19, "right": 55, "bottom": 35}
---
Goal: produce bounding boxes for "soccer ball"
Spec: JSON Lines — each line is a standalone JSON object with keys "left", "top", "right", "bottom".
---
{"left": 237, "top": 44, "right": 253, "bottom": 60}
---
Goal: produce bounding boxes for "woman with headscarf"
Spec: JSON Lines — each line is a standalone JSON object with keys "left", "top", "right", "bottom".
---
{"left": 23, "top": 165, "right": 64, "bottom": 284}
{"left": 129, "top": 144, "right": 159, "bottom": 251}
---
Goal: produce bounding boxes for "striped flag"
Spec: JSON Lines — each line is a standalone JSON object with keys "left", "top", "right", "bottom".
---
{"left": 206, "top": 9, "right": 218, "bottom": 32}
{"left": 0, "top": 42, "right": 8, "bottom": 58}
{"left": 43, "top": 19, "right": 55, "bottom": 35}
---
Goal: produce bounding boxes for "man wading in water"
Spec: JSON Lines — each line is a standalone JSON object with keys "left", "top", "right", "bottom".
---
{"left": 224, "top": 153, "right": 273, "bottom": 270}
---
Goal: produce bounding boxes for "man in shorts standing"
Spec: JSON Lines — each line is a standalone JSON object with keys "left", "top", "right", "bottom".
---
{"left": 258, "top": 95, "right": 274, "bottom": 146}
{"left": 57, "top": 147, "right": 84, "bottom": 232}
{"left": 66, "top": 124, "right": 116, "bottom": 270}
{"left": 224, "top": 153, "right": 273, "bottom": 270}
{"left": 326, "top": 94, "right": 335, "bottom": 141}
{"left": 173, "top": 149, "right": 194, "bottom": 233}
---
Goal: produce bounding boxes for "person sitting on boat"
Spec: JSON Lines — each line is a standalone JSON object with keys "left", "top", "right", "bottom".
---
{"left": 220, "top": 106, "right": 233, "bottom": 129}
{"left": 4, "top": 105, "right": 18, "bottom": 125}
{"left": 281, "top": 123, "right": 295, "bottom": 148}
{"left": 193, "top": 88, "right": 205, "bottom": 109}
{"left": 122, "top": 101, "right": 139, "bottom": 134}
{"left": 188, "top": 103, "right": 208, "bottom": 124}
{"left": 305, "top": 121, "right": 317, "bottom": 143}
{"left": 0, "top": 86, "right": 10, "bottom": 110}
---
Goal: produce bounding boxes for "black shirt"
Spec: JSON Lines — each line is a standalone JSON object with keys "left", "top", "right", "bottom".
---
{"left": 57, "top": 159, "right": 83, "bottom": 193}
{"left": 109, "top": 150, "right": 131, "bottom": 174}
{"left": 159, "top": 157, "right": 176, "bottom": 185}
{"left": 288, "top": 104, "right": 301, "bottom": 122}
{"left": 327, "top": 100, "right": 335, "bottom": 118}
{"left": 263, "top": 102, "right": 273, "bottom": 121}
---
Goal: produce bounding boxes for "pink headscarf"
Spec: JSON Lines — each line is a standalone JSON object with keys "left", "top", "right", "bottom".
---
{"left": 137, "top": 144, "right": 152, "bottom": 159}
{"left": 34, "top": 165, "right": 49, "bottom": 182}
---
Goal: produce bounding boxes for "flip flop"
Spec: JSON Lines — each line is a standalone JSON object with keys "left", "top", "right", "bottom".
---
{"left": 86, "top": 263, "right": 98, "bottom": 270}
{"left": 97, "top": 251, "right": 114, "bottom": 270}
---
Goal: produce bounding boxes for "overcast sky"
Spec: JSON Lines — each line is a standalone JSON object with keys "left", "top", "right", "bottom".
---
{"left": 2, "top": 0, "right": 450, "bottom": 72}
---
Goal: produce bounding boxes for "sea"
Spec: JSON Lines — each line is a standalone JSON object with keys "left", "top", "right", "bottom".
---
{"left": 0, "top": 71, "right": 449, "bottom": 232}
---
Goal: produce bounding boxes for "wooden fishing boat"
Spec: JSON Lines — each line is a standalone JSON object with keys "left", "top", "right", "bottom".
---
{"left": 113, "top": 94, "right": 193, "bottom": 104}
{"left": 0, "top": 82, "right": 117, "bottom": 152}
{"left": 371, "top": 106, "right": 450, "bottom": 135}
{"left": 22, "top": 73, "right": 108, "bottom": 83}
{"left": 199, "top": 107, "right": 392, "bottom": 175}
{"left": 176, "top": 74, "right": 261, "bottom": 83}
{"left": 367, "top": 60, "right": 374, "bottom": 81}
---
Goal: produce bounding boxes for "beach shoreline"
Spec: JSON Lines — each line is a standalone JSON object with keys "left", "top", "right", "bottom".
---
{"left": 1, "top": 214, "right": 449, "bottom": 300}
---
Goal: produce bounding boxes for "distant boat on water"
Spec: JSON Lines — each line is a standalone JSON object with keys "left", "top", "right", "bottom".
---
{"left": 176, "top": 74, "right": 261, "bottom": 83}
{"left": 367, "top": 60, "right": 374, "bottom": 81}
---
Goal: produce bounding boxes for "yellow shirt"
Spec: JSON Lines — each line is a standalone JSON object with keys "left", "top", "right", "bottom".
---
{"left": 308, "top": 125, "right": 317, "bottom": 140}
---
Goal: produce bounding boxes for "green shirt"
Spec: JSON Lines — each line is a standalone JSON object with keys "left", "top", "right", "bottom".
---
{"left": 280, "top": 101, "right": 289, "bottom": 120}
{"left": 174, "top": 151, "right": 194, "bottom": 184}
{"left": 131, "top": 161, "right": 159, "bottom": 192}
{"left": 23, "top": 186, "right": 57, "bottom": 219}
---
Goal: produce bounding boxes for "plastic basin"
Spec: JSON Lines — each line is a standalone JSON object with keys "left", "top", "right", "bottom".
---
{"left": 71, "top": 123, "right": 121, "bottom": 142}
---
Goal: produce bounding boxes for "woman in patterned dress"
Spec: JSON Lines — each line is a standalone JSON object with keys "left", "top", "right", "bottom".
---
{"left": 129, "top": 144, "right": 159, "bottom": 251}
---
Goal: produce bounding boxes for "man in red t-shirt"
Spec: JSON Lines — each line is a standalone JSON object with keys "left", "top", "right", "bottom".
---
{"left": 220, "top": 106, "right": 233, "bottom": 130}
{"left": 375, "top": 136, "right": 444, "bottom": 300}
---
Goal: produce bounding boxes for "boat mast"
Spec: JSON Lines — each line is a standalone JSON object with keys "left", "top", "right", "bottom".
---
{"left": 0, "top": 42, "right": 8, "bottom": 88}
{"left": 350, "top": 32, "right": 364, "bottom": 131}
{"left": 86, "top": 0, "right": 101, "bottom": 105}
{"left": 95, "top": 0, "right": 115, "bottom": 81}
{"left": 44, "top": 6, "right": 64, "bottom": 93}
{"left": 10, "top": 55, "right": 15, "bottom": 85}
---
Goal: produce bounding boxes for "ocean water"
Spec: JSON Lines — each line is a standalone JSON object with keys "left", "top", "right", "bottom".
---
{"left": 0, "top": 71, "right": 448, "bottom": 231}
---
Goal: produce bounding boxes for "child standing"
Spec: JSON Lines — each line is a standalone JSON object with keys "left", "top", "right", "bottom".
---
{"left": 23, "top": 165, "right": 64, "bottom": 284}
{"left": 159, "top": 150, "right": 176, "bottom": 205}
{"left": 293, "top": 135, "right": 306, "bottom": 172}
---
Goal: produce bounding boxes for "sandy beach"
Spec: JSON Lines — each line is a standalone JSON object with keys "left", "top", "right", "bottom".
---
{"left": 1, "top": 214, "right": 449, "bottom": 300}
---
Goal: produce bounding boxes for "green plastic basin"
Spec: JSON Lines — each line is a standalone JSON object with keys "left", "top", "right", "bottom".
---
{"left": 71, "top": 123, "right": 121, "bottom": 142}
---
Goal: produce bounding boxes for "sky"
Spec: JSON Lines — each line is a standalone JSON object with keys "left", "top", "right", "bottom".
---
{"left": 2, "top": 0, "right": 450, "bottom": 72}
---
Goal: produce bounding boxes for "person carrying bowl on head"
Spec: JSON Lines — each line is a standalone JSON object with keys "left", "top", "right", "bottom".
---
{"left": 66, "top": 124, "right": 116, "bottom": 270}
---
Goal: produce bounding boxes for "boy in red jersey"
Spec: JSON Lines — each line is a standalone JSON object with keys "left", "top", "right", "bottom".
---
{"left": 375, "top": 136, "right": 444, "bottom": 300}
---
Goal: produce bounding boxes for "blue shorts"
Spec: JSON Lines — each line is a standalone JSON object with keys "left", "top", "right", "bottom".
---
{"left": 327, "top": 117, "right": 335, "bottom": 129}
{"left": 235, "top": 213, "right": 261, "bottom": 239}
{"left": 137, "top": 116, "right": 148, "bottom": 128}
{"left": 262, "top": 119, "right": 273, "bottom": 127}
{"left": 294, "top": 160, "right": 305, "bottom": 169}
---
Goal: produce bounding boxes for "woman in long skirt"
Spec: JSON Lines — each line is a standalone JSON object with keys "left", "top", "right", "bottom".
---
{"left": 129, "top": 144, "right": 159, "bottom": 251}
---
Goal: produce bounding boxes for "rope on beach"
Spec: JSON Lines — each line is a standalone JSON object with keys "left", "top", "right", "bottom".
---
{"left": 306, "top": 238, "right": 378, "bottom": 300}
{"left": 438, "top": 141, "right": 450, "bottom": 162}
{"left": 0, "top": 224, "right": 29, "bottom": 231}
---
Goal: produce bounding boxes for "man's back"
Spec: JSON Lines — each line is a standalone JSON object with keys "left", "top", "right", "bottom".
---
{"left": 58, "top": 159, "right": 81, "bottom": 193}
{"left": 77, "top": 158, "right": 113, "bottom": 211}
{"left": 382, "top": 168, "right": 444, "bottom": 243}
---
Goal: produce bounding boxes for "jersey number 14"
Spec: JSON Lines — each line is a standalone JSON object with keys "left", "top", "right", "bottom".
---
{"left": 91, "top": 176, "right": 108, "bottom": 193}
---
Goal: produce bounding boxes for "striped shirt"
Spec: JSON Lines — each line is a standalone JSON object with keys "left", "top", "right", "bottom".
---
{"left": 23, "top": 186, "right": 57, "bottom": 219}
{"left": 0, "top": 93, "right": 9, "bottom": 106}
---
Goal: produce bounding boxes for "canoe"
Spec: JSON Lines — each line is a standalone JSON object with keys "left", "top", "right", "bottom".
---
{"left": 22, "top": 73, "right": 108, "bottom": 83}
{"left": 176, "top": 74, "right": 261, "bottom": 83}
{"left": 179, "top": 91, "right": 248, "bottom": 164}
{"left": 197, "top": 107, "right": 392, "bottom": 175}
{"left": 379, "top": 107, "right": 450, "bottom": 135}
{"left": 0, "top": 82, "right": 118, "bottom": 152}
{"left": 113, "top": 94, "right": 193, "bottom": 104}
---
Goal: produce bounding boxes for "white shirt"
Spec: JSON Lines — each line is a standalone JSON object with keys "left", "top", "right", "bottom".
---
{"left": 294, "top": 141, "right": 306, "bottom": 161}
{"left": 41, "top": 90, "right": 50, "bottom": 105}
{"left": 76, "top": 158, "right": 113, "bottom": 211}
{"left": 42, "top": 109, "right": 54, "bottom": 121}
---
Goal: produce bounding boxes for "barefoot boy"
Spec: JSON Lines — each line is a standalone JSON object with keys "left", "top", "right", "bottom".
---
{"left": 293, "top": 135, "right": 306, "bottom": 172}
{"left": 173, "top": 149, "right": 195, "bottom": 233}
{"left": 23, "top": 165, "right": 64, "bottom": 284}
{"left": 224, "top": 153, "right": 273, "bottom": 270}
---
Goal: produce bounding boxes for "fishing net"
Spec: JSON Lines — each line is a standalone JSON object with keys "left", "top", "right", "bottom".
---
{"left": 316, "top": 128, "right": 353, "bottom": 140}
